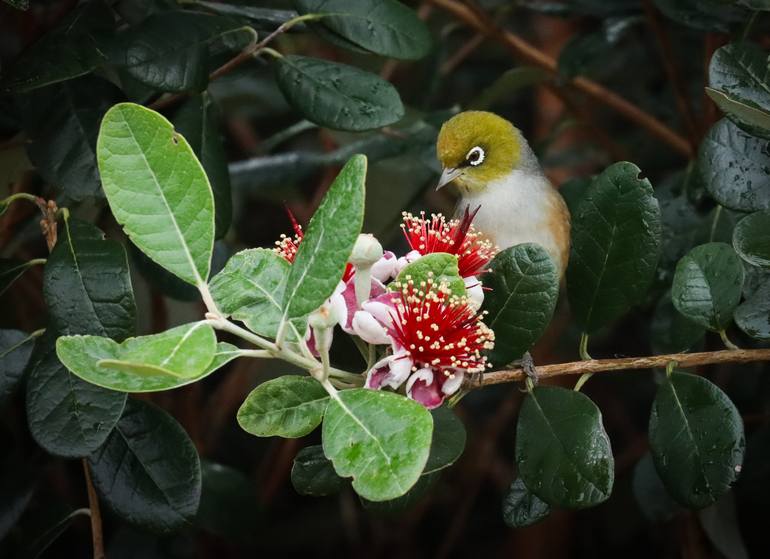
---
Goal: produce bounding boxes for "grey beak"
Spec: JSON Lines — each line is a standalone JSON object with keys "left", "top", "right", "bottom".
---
{"left": 436, "top": 167, "right": 464, "bottom": 190}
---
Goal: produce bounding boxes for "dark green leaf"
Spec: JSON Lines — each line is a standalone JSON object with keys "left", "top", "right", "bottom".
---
{"left": 671, "top": 243, "right": 744, "bottom": 331}
{"left": 424, "top": 406, "right": 466, "bottom": 475}
{"left": 0, "top": 258, "right": 39, "bottom": 297}
{"left": 482, "top": 243, "right": 559, "bottom": 366}
{"left": 650, "top": 291, "right": 705, "bottom": 354}
{"left": 516, "top": 386, "right": 614, "bottom": 508}
{"left": 275, "top": 56, "right": 404, "bottom": 131}
{"left": 2, "top": 1, "right": 114, "bottom": 92}
{"left": 196, "top": 461, "right": 260, "bottom": 545}
{"left": 44, "top": 218, "right": 136, "bottom": 340}
{"left": 632, "top": 452, "right": 678, "bottom": 522}
{"left": 502, "top": 477, "right": 551, "bottom": 528}
{"left": 26, "top": 331, "right": 127, "bottom": 458}
{"left": 558, "top": 16, "right": 641, "bottom": 79}
{"left": 237, "top": 376, "right": 328, "bottom": 438}
{"left": 291, "top": 445, "right": 345, "bottom": 497}
{"left": 323, "top": 388, "right": 433, "bottom": 501}
{"left": 209, "top": 248, "right": 290, "bottom": 338}
{"left": 0, "top": 329, "right": 37, "bottom": 404}
{"left": 734, "top": 278, "right": 770, "bottom": 339}
{"left": 195, "top": 1, "right": 298, "bottom": 29}
{"left": 112, "top": 11, "right": 245, "bottom": 92}
{"left": 295, "top": 0, "right": 432, "bottom": 60}
{"left": 649, "top": 372, "right": 745, "bottom": 509}
{"left": 97, "top": 103, "right": 215, "bottom": 288}
{"left": 699, "top": 119, "right": 770, "bottom": 212}
{"left": 394, "top": 252, "right": 466, "bottom": 297}
{"left": 21, "top": 75, "right": 123, "bottom": 201}
{"left": 360, "top": 471, "right": 438, "bottom": 514}
{"left": 3, "top": 0, "right": 29, "bottom": 10}
{"left": 469, "top": 67, "right": 549, "bottom": 111}
{"left": 698, "top": 492, "right": 749, "bottom": 559}
{"left": 733, "top": 210, "right": 770, "bottom": 267}
{"left": 567, "top": 161, "right": 662, "bottom": 333}
{"left": 653, "top": 0, "right": 747, "bottom": 32}
{"left": 25, "top": 508, "right": 91, "bottom": 559}
{"left": 732, "top": 0, "right": 770, "bottom": 8}
{"left": 282, "top": 155, "right": 365, "bottom": 325}
{"left": 708, "top": 43, "right": 770, "bottom": 139}
{"left": 172, "top": 93, "right": 232, "bottom": 238}
{"left": 89, "top": 399, "right": 202, "bottom": 533}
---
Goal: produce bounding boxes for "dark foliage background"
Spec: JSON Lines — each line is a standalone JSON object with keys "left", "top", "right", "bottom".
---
{"left": 1, "top": 0, "right": 769, "bottom": 558}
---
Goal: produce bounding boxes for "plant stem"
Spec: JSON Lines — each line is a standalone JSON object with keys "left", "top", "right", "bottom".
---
{"left": 579, "top": 333, "right": 591, "bottom": 360}
{"left": 82, "top": 460, "right": 105, "bottom": 559}
{"left": 719, "top": 330, "right": 740, "bottom": 350}
{"left": 466, "top": 348, "right": 770, "bottom": 388}
{"left": 1, "top": 192, "right": 39, "bottom": 207}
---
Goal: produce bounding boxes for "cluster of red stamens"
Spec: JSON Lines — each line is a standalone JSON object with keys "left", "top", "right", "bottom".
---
{"left": 389, "top": 276, "right": 494, "bottom": 373}
{"left": 401, "top": 208, "right": 497, "bottom": 278}
{"left": 274, "top": 210, "right": 304, "bottom": 263}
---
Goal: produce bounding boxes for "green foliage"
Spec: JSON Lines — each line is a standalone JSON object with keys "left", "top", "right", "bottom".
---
{"left": 502, "top": 478, "right": 551, "bottom": 528}
{"left": 733, "top": 210, "right": 770, "bottom": 267}
{"left": 567, "top": 161, "right": 662, "bottom": 333}
{"left": 0, "top": 259, "right": 39, "bottom": 297}
{"left": 424, "top": 406, "right": 466, "bottom": 474}
{"left": 482, "top": 243, "right": 559, "bottom": 366}
{"left": 0, "top": 330, "right": 36, "bottom": 404}
{"left": 649, "top": 372, "right": 745, "bottom": 509}
{"left": 734, "top": 279, "right": 770, "bottom": 339}
{"left": 291, "top": 445, "right": 345, "bottom": 497}
{"left": 394, "top": 252, "right": 465, "bottom": 296}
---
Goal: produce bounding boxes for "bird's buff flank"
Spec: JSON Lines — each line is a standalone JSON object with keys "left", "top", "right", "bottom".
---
{"left": 436, "top": 111, "right": 571, "bottom": 277}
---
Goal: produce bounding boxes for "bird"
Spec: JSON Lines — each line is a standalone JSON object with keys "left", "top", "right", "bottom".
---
{"left": 435, "top": 111, "right": 571, "bottom": 380}
{"left": 435, "top": 110, "right": 571, "bottom": 280}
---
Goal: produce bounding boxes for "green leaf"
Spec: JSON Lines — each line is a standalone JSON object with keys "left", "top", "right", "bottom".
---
{"left": 172, "top": 93, "right": 232, "bottom": 238}
{"left": 0, "top": 258, "right": 39, "bottom": 297}
{"left": 282, "top": 155, "right": 366, "bottom": 325}
{"left": 502, "top": 478, "right": 551, "bottom": 528}
{"left": 424, "top": 406, "right": 466, "bottom": 474}
{"left": 97, "top": 102, "right": 215, "bottom": 287}
{"left": 516, "top": 386, "right": 614, "bottom": 508}
{"left": 44, "top": 218, "right": 136, "bottom": 340}
{"left": 360, "top": 471, "right": 438, "bottom": 514}
{"left": 733, "top": 210, "right": 770, "bottom": 267}
{"left": 3, "top": 0, "right": 29, "bottom": 10}
{"left": 88, "top": 399, "right": 202, "bottom": 533}
{"left": 322, "top": 388, "right": 433, "bottom": 501}
{"left": 469, "top": 67, "right": 549, "bottom": 111}
{"left": 651, "top": 291, "right": 705, "bottom": 354}
{"left": 632, "top": 453, "right": 679, "bottom": 522}
{"left": 732, "top": 0, "right": 770, "bottom": 8}
{"left": 112, "top": 11, "right": 245, "bottom": 92}
{"left": 24, "top": 508, "right": 91, "bottom": 559}
{"left": 708, "top": 43, "right": 770, "bottom": 139}
{"left": 196, "top": 461, "right": 260, "bottom": 545}
{"left": 653, "top": 0, "right": 747, "bottom": 32}
{"left": 649, "top": 372, "right": 745, "bottom": 509}
{"left": 0, "top": 330, "right": 36, "bottom": 403}
{"left": 394, "top": 252, "right": 466, "bottom": 297}
{"left": 56, "top": 322, "right": 224, "bottom": 392}
{"left": 295, "top": 0, "right": 432, "bottom": 60}
{"left": 671, "top": 243, "right": 744, "bottom": 331}
{"left": 194, "top": 1, "right": 298, "bottom": 29}
{"left": 291, "top": 445, "right": 345, "bottom": 497}
{"left": 557, "top": 16, "right": 641, "bottom": 79}
{"left": 26, "top": 331, "right": 127, "bottom": 458}
{"left": 698, "top": 492, "right": 750, "bottom": 559}
{"left": 20, "top": 75, "right": 123, "bottom": 201}
{"left": 734, "top": 279, "right": 770, "bottom": 339}
{"left": 209, "top": 248, "right": 289, "bottom": 338}
{"left": 699, "top": 118, "right": 770, "bottom": 212}
{"left": 482, "top": 243, "right": 559, "bottom": 366}
{"left": 567, "top": 161, "right": 662, "bottom": 333}
{"left": 2, "top": 0, "right": 114, "bottom": 92}
{"left": 237, "top": 376, "right": 328, "bottom": 438}
{"left": 275, "top": 56, "right": 404, "bottom": 131}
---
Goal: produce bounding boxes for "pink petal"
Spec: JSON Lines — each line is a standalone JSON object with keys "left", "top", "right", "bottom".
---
{"left": 352, "top": 311, "right": 392, "bottom": 345}
{"left": 365, "top": 353, "right": 413, "bottom": 390}
{"left": 371, "top": 251, "right": 398, "bottom": 282}
{"left": 406, "top": 368, "right": 445, "bottom": 409}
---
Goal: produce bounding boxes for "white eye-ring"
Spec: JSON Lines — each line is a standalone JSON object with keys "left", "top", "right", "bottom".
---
{"left": 466, "top": 146, "right": 485, "bottom": 166}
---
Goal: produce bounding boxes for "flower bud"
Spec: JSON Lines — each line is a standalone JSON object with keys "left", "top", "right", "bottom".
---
{"left": 349, "top": 234, "right": 383, "bottom": 268}
{"left": 308, "top": 299, "right": 344, "bottom": 330}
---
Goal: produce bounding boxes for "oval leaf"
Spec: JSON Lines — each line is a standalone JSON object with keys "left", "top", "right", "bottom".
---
{"left": 322, "top": 388, "right": 433, "bottom": 501}
{"left": 88, "top": 399, "right": 202, "bottom": 532}
{"left": 394, "top": 252, "right": 465, "bottom": 297}
{"left": 733, "top": 210, "right": 770, "bottom": 267}
{"left": 649, "top": 372, "right": 745, "bottom": 509}
{"left": 699, "top": 118, "right": 770, "bottom": 212}
{"left": 0, "top": 258, "right": 38, "bottom": 298}
{"left": 97, "top": 102, "right": 215, "bottom": 287}
{"left": 275, "top": 56, "right": 404, "bottom": 131}
{"left": 282, "top": 155, "right": 366, "bottom": 325}
{"left": 237, "top": 376, "right": 328, "bottom": 438}
{"left": 735, "top": 279, "right": 770, "bottom": 340}
{"left": 671, "top": 243, "right": 744, "bottom": 331}
{"left": 567, "top": 161, "right": 662, "bottom": 333}
{"left": 650, "top": 291, "right": 705, "bottom": 354}
{"left": 0, "top": 330, "right": 37, "bottom": 403}
{"left": 482, "top": 243, "right": 559, "bottom": 366}
{"left": 516, "top": 386, "right": 614, "bottom": 508}
{"left": 291, "top": 445, "right": 345, "bottom": 497}
{"left": 296, "top": 0, "right": 431, "bottom": 60}
{"left": 502, "top": 477, "right": 551, "bottom": 528}
{"left": 632, "top": 452, "right": 679, "bottom": 522}
{"left": 424, "top": 406, "right": 466, "bottom": 475}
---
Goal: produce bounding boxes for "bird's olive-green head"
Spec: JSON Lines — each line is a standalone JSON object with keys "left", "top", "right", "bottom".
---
{"left": 436, "top": 111, "right": 523, "bottom": 192}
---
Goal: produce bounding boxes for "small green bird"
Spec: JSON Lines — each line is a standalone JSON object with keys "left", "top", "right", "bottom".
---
{"left": 435, "top": 111, "right": 571, "bottom": 280}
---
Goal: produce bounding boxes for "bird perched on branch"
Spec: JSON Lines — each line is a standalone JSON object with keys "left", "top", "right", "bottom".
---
{"left": 436, "top": 110, "right": 570, "bottom": 280}
{"left": 435, "top": 111, "right": 571, "bottom": 379}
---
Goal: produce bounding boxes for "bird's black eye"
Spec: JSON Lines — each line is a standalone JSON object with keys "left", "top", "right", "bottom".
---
{"left": 465, "top": 146, "right": 485, "bottom": 167}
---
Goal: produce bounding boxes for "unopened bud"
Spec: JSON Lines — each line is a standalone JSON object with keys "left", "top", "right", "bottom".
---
{"left": 308, "top": 300, "right": 344, "bottom": 330}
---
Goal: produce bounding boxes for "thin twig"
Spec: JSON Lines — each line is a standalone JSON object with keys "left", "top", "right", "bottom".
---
{"left": 427, "top": 0, "right": 693, "bottom": 157}
{"left": 82, "top": 459, "right": 105, "bottom": 559}
{"left": 469, "top": 348, "right": 770, "bottom": 388}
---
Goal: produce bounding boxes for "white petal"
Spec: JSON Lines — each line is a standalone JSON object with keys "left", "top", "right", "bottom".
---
{"left": 395, "top": 250, "right": 422, "bottom": 274}
{"left": 352, "top": 311, "right": 391, "bottom": 345}
{"left": 371, "top": 251, "right": 398, "bottom": 282}
{"left": 464, "top": 276, "right": 484, "bottom": 310}
{"left": 361, "top": 300, "right": 396, "bottom": 330}
{"left": 405, "top": 367, "right": 434, "bottom": 396}
{"left": 441, "top": 369, "right": 465, "bottom": 395}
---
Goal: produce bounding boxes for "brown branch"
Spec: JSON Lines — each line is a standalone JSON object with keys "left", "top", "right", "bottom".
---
{"left": 427, "top": 0, "right": 693, "bottom": 157}
{"left": 471, "top": 348, "right": 770, "bottom": 388}
{"left": 82, "top": 459, "right": 105, "bottom": 559}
